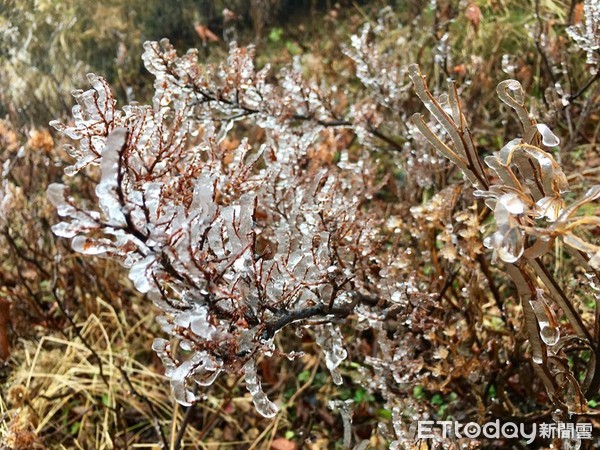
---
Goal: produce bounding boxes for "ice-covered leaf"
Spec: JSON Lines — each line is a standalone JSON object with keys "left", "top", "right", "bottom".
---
{"left": 535, "top": 123, "right": 560, "bottom": 147}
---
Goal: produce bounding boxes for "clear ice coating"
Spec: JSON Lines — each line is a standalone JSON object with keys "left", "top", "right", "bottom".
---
{"left": 536, "top": 195, "right": 565, "bottom": 221}
{"left": 314, "top": 324, "right": 348, "bottom": 385}
{"left": 243, "top": 359, "right": 278, "bottom": 418}
{"left": 535, "top": 123, "right": 560, "bottom": 147}
{"left": 152, "top": 337, "right": 222, "bottom": 407}
{"left": 485, "top": 225, "right": 523, "bottom": 264}
{"left": 501, "top": 54, "right": 517, "bottom": 74}
{"left": 46, "top": 183, "right": 75, "bottom": 217}
{"left": 152, "top": 338, "right": 176, "bottom": 376}
{"left": 328, "top": 400, "right": 354, "bottom": 448}
{"left": 34, "top": 18, "right": 600, "bottom": 437}
{"left": 566, "top": 0, "right": 600, "bottom": 73}
{"left": 128, "top": 256, "right": 155, "bottom": 294}
{"left": 96, "top": 128, "right": 128, "bottom": 227}
{"left": 499, "top": 193, "right": 526, "bottom": 215}
{"left": 530, "top": 290, "right": 560, "bottom": 347}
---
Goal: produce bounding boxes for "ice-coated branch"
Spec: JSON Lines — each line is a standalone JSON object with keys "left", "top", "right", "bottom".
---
{"left": 48, "top": 41, "right": 381, "bottom": 417}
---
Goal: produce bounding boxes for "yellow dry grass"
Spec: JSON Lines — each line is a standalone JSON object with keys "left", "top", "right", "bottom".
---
{"left": 0, "top": 298, "right": 225, "bottom": 448}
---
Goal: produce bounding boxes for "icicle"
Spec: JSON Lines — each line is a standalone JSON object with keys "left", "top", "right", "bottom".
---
{"left": 530, "top": 290, "right": 560, "bottom": 346}
{"left": 243, "top": 359, "right": 278, "bottom": 418}
{"left": 314, "top": 324, "right": 347, "bottom": 385}
{"left": 169, "top": 351, "right": 217, "bottom": 406}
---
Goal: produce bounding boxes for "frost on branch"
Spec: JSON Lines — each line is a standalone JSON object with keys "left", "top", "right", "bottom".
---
{"left": 49, "top": 40, "right": 380, "bottom": 416}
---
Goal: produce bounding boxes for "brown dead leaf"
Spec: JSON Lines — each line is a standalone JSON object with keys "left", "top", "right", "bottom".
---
{"left": 27, "top": 128, "right": 54, "bottom": 153}
{"left": 452, "top": 64, "right": 467, "bottom": 77}
{"left": 271, "top": 437, "right": 296, "bottom": 450}
{"left": 572, "top": 2, "right": 584, "bottom": 24}
{"left": 194, "top": 24, "right": 220, "bottom": 43}
{"left": 221, "top": 137, "right": 240, "bottom": 165}
{"left": 5, "top": 408, "right": 44, "bottom": 450}
{"left": 259, "top": 358, "right": 279, "bottom": 385}
{"left": 465, "top": 2, "right": 482, "bottom": 33}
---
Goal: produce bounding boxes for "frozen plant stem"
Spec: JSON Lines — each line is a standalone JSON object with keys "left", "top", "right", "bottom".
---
{"left": 409, "top": 63, "right": 600, "bottom": 412}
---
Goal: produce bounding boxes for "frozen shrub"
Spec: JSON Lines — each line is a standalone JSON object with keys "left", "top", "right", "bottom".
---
{"left": 48, "top": 40, "right": 381, "bottom": 417}
{"left": 408, "top": 63, "right": 600, "bottom": 445}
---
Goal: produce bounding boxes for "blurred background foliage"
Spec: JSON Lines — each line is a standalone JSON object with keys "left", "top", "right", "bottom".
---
{"left": 0, "top": 0, "right": 593, "bottom": 130}
{"left": 0, "top": 0, "right": 360, "bottom": 125}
